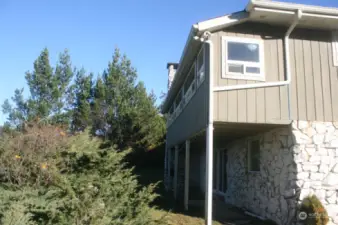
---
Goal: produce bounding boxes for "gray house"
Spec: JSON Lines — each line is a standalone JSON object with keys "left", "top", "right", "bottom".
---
{"left": 162, "top": 1, "right": 338, "bottom": 225}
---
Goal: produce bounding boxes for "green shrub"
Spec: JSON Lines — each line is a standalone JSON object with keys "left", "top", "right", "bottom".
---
{"left": 299, "top": 195, "right": 329, "bottom": 225}
{"left": 0, "top": 124, "right": 165, "bottom": 225}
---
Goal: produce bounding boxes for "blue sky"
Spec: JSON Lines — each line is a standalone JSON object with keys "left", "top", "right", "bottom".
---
{"left": 0, "top": 0, "right": 337, "bottom": 124}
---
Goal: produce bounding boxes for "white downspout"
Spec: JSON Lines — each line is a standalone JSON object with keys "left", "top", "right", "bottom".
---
{"left": 285, "top": 9, "right": 302, "bottom": 119}
{"left": 213, "top": 9, "right": 303, "bottom": 120}
{"left": 205, "top": 36, "right": 214, "bottom": 225}
{"left": 194, "top": 10, "right": 302, "bottom": 225}
{"left": 195, "top": 31, "right": 214, "bottom": 225}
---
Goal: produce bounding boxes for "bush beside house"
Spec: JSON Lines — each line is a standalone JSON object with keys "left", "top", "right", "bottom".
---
{"left": 0, "top": 124, "right": 164, "bottom": 225}
{"left": 299, "top": 195, "right": 329, "bottom": 225}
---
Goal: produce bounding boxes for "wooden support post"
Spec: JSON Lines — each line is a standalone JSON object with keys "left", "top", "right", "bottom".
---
{"left": 174, "top": 145, "right": 179, "bottom": 199}
{"left": 184, "top": 140, "right": 190, "bottom": 210}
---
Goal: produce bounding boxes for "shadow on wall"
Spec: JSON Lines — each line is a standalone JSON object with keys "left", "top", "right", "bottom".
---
{"left": 251, "top": 122, "right": 336, "bottom": 225}
{"left": 219, "top": 124, "right": 301, "bottom": 225}
{"left": 128, "top": 121, "right": 338, "bottom": 225}
{"left": 248, "top": 121, "right": 337, "bottom": 225}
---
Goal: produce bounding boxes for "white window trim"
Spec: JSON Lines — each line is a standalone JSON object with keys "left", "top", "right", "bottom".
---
{"left": 197, "top": 45, "right": 205, "bottom": 87}
{"left": 222, "top": 36, "right": 265, "bottom": 81}
{"left": 247, "top": 138, "right": 260, "bottom": 173}
{"left": 333, "top": 31, "right": 338, "bottom": 67}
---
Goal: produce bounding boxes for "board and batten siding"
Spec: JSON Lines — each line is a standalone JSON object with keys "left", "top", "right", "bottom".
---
{"left": 166, "top": 44, "right": 210, "bottom": 147}
{"left": 212, "top": 22, "right": 338, "bottom": 124}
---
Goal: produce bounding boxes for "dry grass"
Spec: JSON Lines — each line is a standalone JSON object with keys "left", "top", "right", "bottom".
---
{"left": 151, "top": 208, "right": 222, "bottom": 225}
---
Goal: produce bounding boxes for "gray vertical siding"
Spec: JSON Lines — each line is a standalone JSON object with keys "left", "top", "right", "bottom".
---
{"left": 291, "top": 29, "right": 338, "bottom": 121}
{"left": 166, "top": 44, "right": 210, "bottom": 147}
{"left": 213, "top": 22, "right": 338, "bottom": 123}
{"left": 166, "top": 22, "right": 338, "bottom": 147}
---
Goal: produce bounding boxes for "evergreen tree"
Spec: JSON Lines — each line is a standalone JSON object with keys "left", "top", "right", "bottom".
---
{"left": 71, "top": 69, "right": 93, "bottom": 131}
{"left": 2, "top": 47, "right": 165, "bottom": 150}
{"left": 102, "top": 49, "right": 137, "bottom": 145}
{"left": 91, "top": 48, "right": 165, "bottom": 149}
{"left": 91, "top": 76, "right": 107, "bottom": 136}
{"left": 131, "top": 85, "right": 166, "bottom": 149}
{"left": 52, "top": 49, "right": 75, "bottom": 123}
{"left": 2, "top": 89, "right": 31, "bottom": 129}
{"left": 2, "top": 48, "right": 74, "bottom": 128}
{"left": 24, "top": 48, "right": 54, "bottom": 119}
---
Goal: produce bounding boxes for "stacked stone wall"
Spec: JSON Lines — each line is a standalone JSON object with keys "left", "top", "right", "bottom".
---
{"left": 224, "top": 121, "right": 338, "bottom": 225}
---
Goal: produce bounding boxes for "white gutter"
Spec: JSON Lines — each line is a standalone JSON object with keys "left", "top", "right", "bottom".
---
{"left": 214, "top": 9, "right": 303, "bottom": 119}
{"left": 194, "top": 10, "right": 303, "bottom": 225}
{"left": 163, "top": 11, "right": 249, "bottom": 113}
{"left": 195, "top": 11, "right": 249, "bottom": 33}
{"left": 165, "top": 0, "right": 338, "bottom": 114}
{"left": 252, "top": 7, "right": 338, "bottom": 20}
{"left": 163, "top": 26, "right": 198, "bottom": 112}
{"left": 246, "top": 0, "right": 338, "bottom": 16}
{"left": 302, "top": 12, "right": 338, "bottom": 20}
{"left": 214, "top": 9, "right": 302, "bottom": 92}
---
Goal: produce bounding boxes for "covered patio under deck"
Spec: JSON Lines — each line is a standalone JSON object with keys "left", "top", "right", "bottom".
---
{"left": 165, "top": 121, "right": 290, "bottom": 224}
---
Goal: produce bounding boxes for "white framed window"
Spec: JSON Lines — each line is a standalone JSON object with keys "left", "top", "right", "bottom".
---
{"left": 332, "top": 31, "right": 338, "bottom": 67}
{"left": 222, "top": 36, "right": 265, "bottom": 81}
{"left": 183, "top": 63, "right": 196, "bottom": 103}
{"left": 248, "top": 139, "right": 260, "bottom": 172}
{"left": 197, "top": 46, "right": 205, "bottom": 86}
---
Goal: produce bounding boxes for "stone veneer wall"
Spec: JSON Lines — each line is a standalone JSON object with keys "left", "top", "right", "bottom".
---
{"left": 223, "top": 121, "right": 338, "bottom": 225}
{"left": 292, "top": 121, "right": 338, "bottom": 225}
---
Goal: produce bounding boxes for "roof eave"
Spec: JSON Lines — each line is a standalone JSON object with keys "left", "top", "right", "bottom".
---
{"left": 162, "top": 26, "right": 198, "bottom": 113}
{"left": 162, "top": 0, "right": 338, "bottom": 114}
{"left": 195, "top": 11, "right": 250, "bottom": 33}
{"left": 161, "top": 11, "right": 249, "bottom": 113}
{"left": 246, "top": 0, "right": 338, "bottom": 16}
